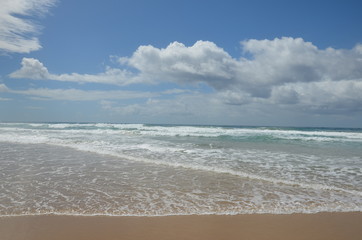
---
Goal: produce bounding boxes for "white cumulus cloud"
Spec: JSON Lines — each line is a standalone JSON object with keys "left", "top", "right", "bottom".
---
{"left": 0, "top": 0, "right": 56, "bottom": 53}
{"left": 10, "top": 58, "right": 136, "bottom": 85}
{"left": 270, "top": 79, "right": 362, "bottom": 113}
{"left": 8, "top": 37, "right": 362, "bottom": 114}
{"left": 123, "top": 41, "right": 238, "bottom": 88}
{"left": 121, "top": 38, "right": 362, "bottom": 99}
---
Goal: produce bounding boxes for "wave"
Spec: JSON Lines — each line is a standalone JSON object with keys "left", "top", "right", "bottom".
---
{"left": 1, "top": 123, "right": 361, "bottom": 216}
{"left": 2, "top": 207, "right": 361, "bottom": 217}
{"left": 0, "top": 131, "right": 361, "bottom": 198}
{"left": 1, "top": 123, "right": 362, "bottom": 143}
{"left": 112, "top": 153, "right": 362, "bottom": 197}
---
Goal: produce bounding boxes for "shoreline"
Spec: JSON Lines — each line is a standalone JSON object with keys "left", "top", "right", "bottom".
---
{"left": 1, "top": 212, "right": 361, "bottom": 240}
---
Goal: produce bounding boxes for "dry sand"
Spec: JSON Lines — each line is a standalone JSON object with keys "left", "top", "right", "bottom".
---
{"left": 1, "top": 212, "right": 361, "bottom": 240}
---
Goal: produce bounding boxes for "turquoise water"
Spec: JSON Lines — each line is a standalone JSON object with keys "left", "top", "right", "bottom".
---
{"left": 0, "top": 123, "right": 361, "bottom": 216}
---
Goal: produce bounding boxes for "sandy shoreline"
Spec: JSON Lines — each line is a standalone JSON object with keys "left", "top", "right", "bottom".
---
{"left": 0, "top": 212, "right": 361, "bottom": 240}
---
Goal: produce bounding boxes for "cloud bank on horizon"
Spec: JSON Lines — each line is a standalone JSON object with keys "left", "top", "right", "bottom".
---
{"left": 8, "top": 38, "right": 362, "bottom": 115}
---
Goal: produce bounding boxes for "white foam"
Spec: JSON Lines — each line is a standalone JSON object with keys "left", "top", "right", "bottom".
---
{"left": 2, "top": 123, "right": 362, "bottom": 142}
{"left": 0, "top": 124, "right": 361, "bottom": 197}
{"left": 119, "top": 154, "right": 362, "bottom": 197}
{"left": 1, "top": 123, "right": 361, "bottom": 216}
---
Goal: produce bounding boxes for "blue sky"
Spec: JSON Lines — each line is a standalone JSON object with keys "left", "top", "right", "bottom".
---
{"left": 1, "top": 0, "right": 362, "bottom": 127}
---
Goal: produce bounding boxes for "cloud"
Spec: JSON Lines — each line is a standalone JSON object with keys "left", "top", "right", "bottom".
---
{"left": 9, "top": 57, "right": 50, "bottom": 79}
{"left": 100, "top": 93, "right": 228, "bottom": 122}
{"left": 9, "top": 38, "right": 362, "bottom": 114}
{"left": 12, "top": 38, "right": 362, "bottom": 90}
{"left": 239, "top": 38, "right": 362, "bottom": 86}
{"left": 270, "top": 79, "right": 362, "bottom": 113}
{"left": 0, "top": 0, "right": 56, "bottom": 53}
{"left": 7, "top": 86, "right": 157, "bottom": 101}
{"left": 9, "top": 57, "right": 139, "bottom": 85}
{"left": 122, "top": 41, "right": 238, "bottom": 88}
{"left": 0, "top": 83, "right": 9, "bottom": 92}
{"left": 121, "top": 38, "right": 361, "bottom": 90}
{"left": 0, "top": 84, "right": 10, "bottom": 101}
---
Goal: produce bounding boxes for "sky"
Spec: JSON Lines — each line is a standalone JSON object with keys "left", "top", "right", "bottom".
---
{"left": 1, "top": 0, "right": 362, "bottom": 127}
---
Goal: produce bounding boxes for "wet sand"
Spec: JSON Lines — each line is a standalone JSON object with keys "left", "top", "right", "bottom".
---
{"left": 1, "top": 212, "right": 361, "bottom": 240}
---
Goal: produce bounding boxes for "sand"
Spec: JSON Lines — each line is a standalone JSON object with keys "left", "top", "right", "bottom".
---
{"left": 0, "top": 212, "right": 361, "bottom": 240}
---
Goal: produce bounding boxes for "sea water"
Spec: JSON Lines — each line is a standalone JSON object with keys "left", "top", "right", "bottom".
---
{"left": 0, "top": 123, "right": 361, "bottom": 216}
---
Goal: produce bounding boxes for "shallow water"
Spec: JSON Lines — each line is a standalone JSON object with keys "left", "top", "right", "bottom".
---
{"left": 0, "top": 123, "right": 361, "bottom": 216}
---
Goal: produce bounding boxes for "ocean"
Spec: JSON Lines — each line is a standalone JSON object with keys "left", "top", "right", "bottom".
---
{"left": 0, "top": 123, "right": 361, "bottom": 216}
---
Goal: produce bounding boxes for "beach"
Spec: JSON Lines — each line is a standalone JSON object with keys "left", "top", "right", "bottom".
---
{"left": 1, "top": 212, "right": 362, "bottom": 240}
{"left": 1, "top": 124, "right": 361, "bottom": 239}
{"left": 2, "top": 0, "right": 362, "bottom": 238}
